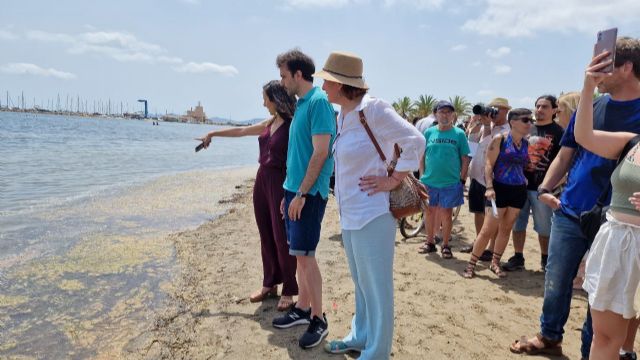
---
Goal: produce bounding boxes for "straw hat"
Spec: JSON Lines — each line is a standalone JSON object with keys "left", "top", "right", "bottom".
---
{"left": 313, "top": 51, "right": 369, "bottom": 89}
{"left": 488, "top": 97, "right": 512, "bottom": 109}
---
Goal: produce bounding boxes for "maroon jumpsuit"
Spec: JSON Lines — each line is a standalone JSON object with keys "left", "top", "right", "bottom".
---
{"left": 253, "top": 121, "right": 298, "bottom": 296}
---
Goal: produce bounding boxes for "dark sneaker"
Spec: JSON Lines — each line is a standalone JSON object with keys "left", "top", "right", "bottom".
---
{"left": 621, "top": 351, "right": 638, "bottom": 360}
{"left": 479, "top": 250, "right": 493, "bottom": 262}
{"left": 272, "top": 306, "right": 311, "bottom": 329}
{"left": 502, "top": 255, "right": 525, "bottom": 272}
{"left": 541, "top": 255, "right": 548, "bottom": 273}
{"left": 299, "top": 314, "right": 329, "bottom": 349}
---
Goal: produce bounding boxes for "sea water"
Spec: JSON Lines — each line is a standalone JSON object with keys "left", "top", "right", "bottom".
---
{"left": 0, "top": 111, "right": 260, "bottom": 357}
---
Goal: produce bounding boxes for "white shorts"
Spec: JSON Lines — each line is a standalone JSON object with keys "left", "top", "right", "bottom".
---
{"left": 583, "top": 212, "right": 640, "bottom": 319}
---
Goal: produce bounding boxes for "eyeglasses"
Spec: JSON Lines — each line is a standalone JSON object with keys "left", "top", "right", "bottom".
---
{"left": 517, "top": 117, "right": 534, "bottom": 124}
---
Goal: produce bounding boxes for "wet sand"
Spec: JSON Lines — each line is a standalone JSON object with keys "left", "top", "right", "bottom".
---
{"left": 122, "top": 178, "right": 611, "bottom": 360}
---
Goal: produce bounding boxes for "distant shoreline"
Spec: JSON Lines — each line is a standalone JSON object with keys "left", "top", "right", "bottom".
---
{"left": 0, "top": 109, "right": 256, "bottom": 126}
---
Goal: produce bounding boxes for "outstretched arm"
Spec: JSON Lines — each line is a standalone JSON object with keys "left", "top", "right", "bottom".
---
{"left": 574, "top": 51, "right": 635, "bottom": 159}
{"left": 196, "top": 118, "right": 271, "bottom": 149}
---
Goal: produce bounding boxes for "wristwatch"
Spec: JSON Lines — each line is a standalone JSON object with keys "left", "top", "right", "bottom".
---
{"left": 537, "top": 187, "right": 551, "bottom": 199}
{"left": 295, "top": 190, "right": 307, "bottom": 199}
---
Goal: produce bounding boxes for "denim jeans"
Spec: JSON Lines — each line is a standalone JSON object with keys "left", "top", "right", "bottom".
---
{"left": 540, "top": 210, "right": 593, "bottom": 358}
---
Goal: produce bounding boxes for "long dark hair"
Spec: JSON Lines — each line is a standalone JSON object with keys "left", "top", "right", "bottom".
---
{"left": 263, "top": 80, "right": 296, "bottom": 122}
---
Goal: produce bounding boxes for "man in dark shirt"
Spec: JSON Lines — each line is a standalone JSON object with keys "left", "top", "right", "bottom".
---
{"left": 503, "top": 95, "right": 564, "bottom": 272}
{"left": 510, "top": 36, "right": 640, "bottom": 360}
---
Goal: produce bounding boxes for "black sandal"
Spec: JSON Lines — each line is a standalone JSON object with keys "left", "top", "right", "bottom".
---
{"left": 441, "top": 245, "right": 453, "bottom": 259}
{"left": 418, "top": 242, "right": 437, "bottom": 254}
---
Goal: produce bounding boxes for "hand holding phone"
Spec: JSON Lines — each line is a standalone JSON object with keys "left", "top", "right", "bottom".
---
{"left": 195, "top": 142, "right": 205, "bottom": 152}
{"left": 593, "top": 27, "right": 617, "bottom": 74}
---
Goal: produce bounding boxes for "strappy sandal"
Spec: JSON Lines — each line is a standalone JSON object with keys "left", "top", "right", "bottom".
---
{"left": 510, "top": 333, "right": 563, "bottom": 356}
{"left": 277, "top": 296, "right": 294, "bottom": 311}
{"left": 418, "top": 242, "right": 437, "bottom": 254}
{"left": 489, "top": 263, "right": 507, "bottom": 278}
{"left": 249, "top": 286, "right": 277, "bottom": 303}
{"left": 462, "top": 263, "right": 476, "bottom": 279}
{"left": 323, "top": 340, "right": 360, "bottom": 354}
{"left": 441, "top": 245, "right": 453, "bottom": 259}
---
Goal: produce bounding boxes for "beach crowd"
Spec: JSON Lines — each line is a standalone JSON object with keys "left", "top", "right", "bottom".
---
{"left": 198, "top": 36, "right": 640, "bottom": 359}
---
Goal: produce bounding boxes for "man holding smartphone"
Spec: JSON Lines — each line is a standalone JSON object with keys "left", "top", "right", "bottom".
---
{"left": 510, "top": 36, "right": 640, "bottom": 359}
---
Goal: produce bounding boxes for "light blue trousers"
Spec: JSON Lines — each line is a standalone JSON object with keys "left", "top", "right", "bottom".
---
{"left": 341, "top": 213, "right": 395, "bottom": 360}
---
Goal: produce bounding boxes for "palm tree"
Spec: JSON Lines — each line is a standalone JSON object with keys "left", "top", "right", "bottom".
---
{"left": 392, "top": 96, "right": 415, "bottom": 120}
{"left": 449, "top": 95, "right": 471, "bottom": 117}
{"left": 413, "top": 94, "right": 437, "bottom": 118}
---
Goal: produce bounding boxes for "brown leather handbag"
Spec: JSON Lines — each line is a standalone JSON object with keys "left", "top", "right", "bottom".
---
{"left": 358, "top": 110, "right": 429, "bottom": 219}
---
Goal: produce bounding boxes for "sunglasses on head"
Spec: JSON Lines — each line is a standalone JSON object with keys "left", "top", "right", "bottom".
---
{"left": 517, "top": 117, "right": 534, "bottom": 124}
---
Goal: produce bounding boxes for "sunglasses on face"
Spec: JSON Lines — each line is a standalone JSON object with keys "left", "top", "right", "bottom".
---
{"left": 516, "top": 117, "right": 534, "bottom": 124}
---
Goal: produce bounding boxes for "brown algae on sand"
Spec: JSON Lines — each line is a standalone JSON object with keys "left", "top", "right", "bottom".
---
{"left": 0, "top": 295, "right": 29, "bottom": 307}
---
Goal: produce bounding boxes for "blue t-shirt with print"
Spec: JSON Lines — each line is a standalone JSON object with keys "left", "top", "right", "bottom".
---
{"left": 283, "top": 86, "right": 336, "bottom": 199}
{"left": 560, "top": 95, "right": 640, "bottom": 218}
{"left": 420, "top": 126, "right": 470, "bottom": 188}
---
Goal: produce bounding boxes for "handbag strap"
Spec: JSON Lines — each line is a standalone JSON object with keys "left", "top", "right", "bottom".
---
{"left": 358, "top": 110, "right": 401, "bottom": 173}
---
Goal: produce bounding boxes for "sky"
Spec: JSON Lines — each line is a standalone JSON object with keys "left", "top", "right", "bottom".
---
{"left": 1, "top": 0, "right": 639, "bottom": 121}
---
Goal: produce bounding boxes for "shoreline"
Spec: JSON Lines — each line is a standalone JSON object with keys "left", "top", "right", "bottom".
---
{"left": 123, "top": 181, "right": 600, "bottom": 360}
{"left": 0, "top": 166, "right": 259, "bottom": 359}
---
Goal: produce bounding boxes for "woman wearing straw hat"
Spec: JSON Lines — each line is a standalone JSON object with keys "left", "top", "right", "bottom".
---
{"left": 314, "top": 51, "right": 425, "bottom": 358}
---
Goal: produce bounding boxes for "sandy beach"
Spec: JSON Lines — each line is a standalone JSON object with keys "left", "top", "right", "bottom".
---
{"left": 118, "top": 172, "right": 612, "bottom": 360}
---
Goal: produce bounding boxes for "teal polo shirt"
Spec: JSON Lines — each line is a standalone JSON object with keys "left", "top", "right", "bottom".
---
{"left": 283, "top": 86, "right": 336, "bottom": 199}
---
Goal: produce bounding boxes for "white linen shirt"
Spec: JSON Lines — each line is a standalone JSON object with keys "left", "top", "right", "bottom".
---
{"left": 333, "top": 94, "right": 426, "bottom": 230}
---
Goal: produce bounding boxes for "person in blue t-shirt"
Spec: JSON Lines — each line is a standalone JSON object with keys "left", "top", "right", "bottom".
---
{"left": 510, "top": 36, "right": 640, "bottom": 360}
{"left": 270, "top": 49, "right": 336, "bottom": 350}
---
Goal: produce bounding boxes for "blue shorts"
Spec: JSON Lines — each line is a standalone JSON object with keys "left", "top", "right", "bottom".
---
{"left": 284, "top": 190, "right": 328, "bottom": 257}
{"left": 425, "top": 182, "right": 464, "bottom": 209}
{"left": 512, "top": 190, "right": 553, "bottom": 237}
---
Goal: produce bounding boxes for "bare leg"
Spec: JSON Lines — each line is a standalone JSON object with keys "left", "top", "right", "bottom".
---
{"left": 295, "top": 257, "right": 310, "bottom": 310}
{"left": 621, "top": 317, "right": 640, "bottom": 354}
{"left": 439, "top": 208, "right": 453, "bottom": 247}
{"left": 297, "top": 256, "right": 323, "bottom": 319}
{"left": 590, "top": 309, "right": 629, "bottom": 360}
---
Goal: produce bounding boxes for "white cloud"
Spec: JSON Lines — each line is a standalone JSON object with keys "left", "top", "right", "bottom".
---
{"left": 284, "top": 0, "right": 358, "bottom": 8}
{"left": 174, "top": 62, "right": 239, "bottom": 76}
{"left": 0, "top": 30, "right": 18, "bottom": 40}
{"left": 463, "top": 0, "right": 640, "bottom": 37}
{"left": 384, "top": 0, "right": 444, "bottom": 9}
{"left": 0, "top": 63, "right": 76, "bottom": 80}
{"left": 450, "top": 44, "right": 467, "bottom": 51}
{"left": 486, "top": 46, "right": 510, "bottom": 58}
{"left": 283, "top": 0, "right": 442, "bottom": 8}
{"left": 25, "top": 29, "right": 236, "bottom": 76}
{"left": 494, "top": 64, "right": 511, "bottom": 74}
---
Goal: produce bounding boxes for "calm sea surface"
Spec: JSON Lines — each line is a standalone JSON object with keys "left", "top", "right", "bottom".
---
{"left": 0, "top": 111, "right": 260, "bottom": 357}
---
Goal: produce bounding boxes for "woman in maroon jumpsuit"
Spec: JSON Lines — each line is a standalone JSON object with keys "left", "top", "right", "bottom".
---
{"left": 197, "top": 81, "right": 298, "bottom": 310}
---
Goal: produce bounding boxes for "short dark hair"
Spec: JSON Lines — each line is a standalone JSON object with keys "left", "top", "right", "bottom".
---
{"left": 276, "top": 49, "right": 315, "bottom": 82}
{"left": 339, "top": 84, "right": 368, "bottom": 100}
{"left": 614, "top": 37, "right": 640, "bottom": 80}
{"left": 535, "top": 94, "right": 558, "bottom": 119}
{"left": 508, "top": 108, "right": 533, "bottom": 123}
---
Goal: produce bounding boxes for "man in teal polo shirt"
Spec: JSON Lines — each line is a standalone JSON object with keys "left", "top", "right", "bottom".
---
{"left": 271, "top": 49, "right": 335, "bottom": 350}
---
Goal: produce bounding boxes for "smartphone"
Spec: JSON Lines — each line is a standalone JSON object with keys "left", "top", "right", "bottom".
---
{"left": 490, "top": 198, "right": 499, "bottom": 218}
{"left": 593, "top": 27, "right": 618, "bottom": 73}
{"left": 195, "top": 142, "right": 205, "bottom": 152}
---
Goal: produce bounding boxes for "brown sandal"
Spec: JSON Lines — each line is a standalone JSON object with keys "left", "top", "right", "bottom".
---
{"left": 249, "top": 286, "right": 277, "bottom": 303}
{"left": 510, "top": 333, "right": 562, "bottom": 355}
{"left": 418, "top": 242, "right": 437, "bottom": 254}
{"left": 277, "top": 296, "right": 294, "bottom": 311}
{"left": 489, "top": 263, "right": 507, "bottom": 278}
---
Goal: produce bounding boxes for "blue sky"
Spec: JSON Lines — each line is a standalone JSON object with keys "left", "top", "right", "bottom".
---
{"left": 1, "top": 0, "right": 639, "bottom": 120}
